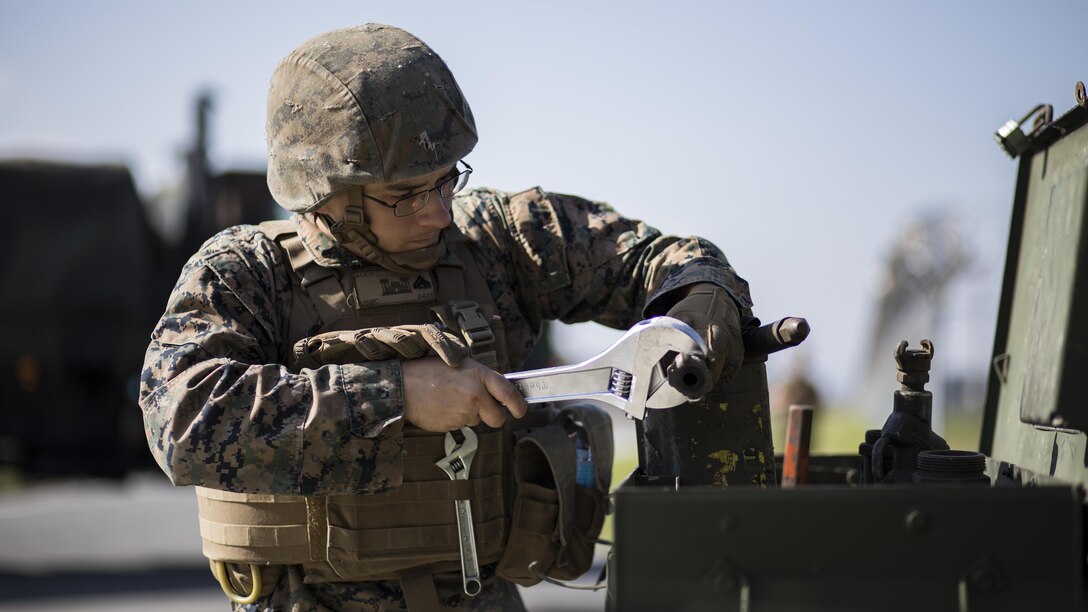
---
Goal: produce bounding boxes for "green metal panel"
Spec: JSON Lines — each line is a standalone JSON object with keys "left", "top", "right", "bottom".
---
{"left": 612, "top": 483, "right": 1082, "bottom": 612}
{"left": 986, "top": 104, "right": 1088, "bottom": 486}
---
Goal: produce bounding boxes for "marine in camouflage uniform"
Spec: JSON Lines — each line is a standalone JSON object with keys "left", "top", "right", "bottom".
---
{"left": 139, "top": 23, "right": 751, "bottom": 611}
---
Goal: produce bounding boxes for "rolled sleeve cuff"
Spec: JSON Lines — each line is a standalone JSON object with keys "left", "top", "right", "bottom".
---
{"left": 339, "top": 361, "right": 405, "bottom": 438}
{"left": 644, "top": 259, "right": 753, "bottom": 317}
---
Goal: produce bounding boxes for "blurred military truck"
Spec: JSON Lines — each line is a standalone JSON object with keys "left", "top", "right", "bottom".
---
{"left": 1, "top": 161, "right": 278, "bottom": 479}
{"left": 0, "top": 162, "right": 163, "bottom": 477}
{"left": 1, "top": 95, "right": 279, "bottom": 479}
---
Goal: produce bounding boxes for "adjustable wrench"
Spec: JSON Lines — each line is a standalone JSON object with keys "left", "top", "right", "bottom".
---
{"left": 504, "top": 316, "right": 709, "bottom": 420}
{"left": 435, "top": 426, "right": 482, "bottom": 596}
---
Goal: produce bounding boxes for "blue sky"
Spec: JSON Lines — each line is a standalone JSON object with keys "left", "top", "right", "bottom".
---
{"left": 3, "top": 1, "right": 1087, "bottom": 406}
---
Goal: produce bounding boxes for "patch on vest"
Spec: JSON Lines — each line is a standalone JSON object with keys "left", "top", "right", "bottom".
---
{"left": 352, "top": 269, "right": 436, "bottom": 308}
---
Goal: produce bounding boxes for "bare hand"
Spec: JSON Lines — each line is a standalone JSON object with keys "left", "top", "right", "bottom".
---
{"left": 402, "top": 357, "right": 529, "bottom": 432}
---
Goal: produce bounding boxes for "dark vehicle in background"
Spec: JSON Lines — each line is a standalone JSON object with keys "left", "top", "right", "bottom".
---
{"left": 1, "top": 162, "right": 164, "bottom": 476}
{"left": 0, "top": 95, "right": 279, "bottom": 479}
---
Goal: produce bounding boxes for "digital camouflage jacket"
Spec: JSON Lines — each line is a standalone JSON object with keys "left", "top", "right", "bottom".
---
{"left": 139, "top": 186, "right": 752, "bottom": 498}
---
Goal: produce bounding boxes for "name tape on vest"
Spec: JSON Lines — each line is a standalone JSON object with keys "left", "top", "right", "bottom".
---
{"left": 353, "top": 269, "right": 436, "bottom": 308}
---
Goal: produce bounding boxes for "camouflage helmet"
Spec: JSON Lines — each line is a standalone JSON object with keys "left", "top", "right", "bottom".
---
{"left": 266, "top": 24, "right": 477, "bottom": 213}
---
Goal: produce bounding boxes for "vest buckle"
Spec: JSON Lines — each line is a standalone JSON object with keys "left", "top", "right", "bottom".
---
{"left": 449, "top": 301, "right": 498, "bottom": 369}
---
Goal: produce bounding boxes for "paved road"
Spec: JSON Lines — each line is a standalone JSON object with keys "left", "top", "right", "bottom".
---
{"left": 1, "top": 579, "right": 604, "bottom": 612}
{"left": 0, "top": 473, "right": 606, "bottom": 611}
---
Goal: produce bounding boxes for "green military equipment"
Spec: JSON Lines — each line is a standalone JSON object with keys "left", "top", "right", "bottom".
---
{"left": 984, "top": 95, "right": 1088, "bottom": 478}
{"left": 609, "top": 89, "right": 1088, "bottom": 611}
{"left": 637, "top": 315, "right": 809, "bottom": 488}
{"left": 859, "top": 340, "right": 950, "bottom": 485}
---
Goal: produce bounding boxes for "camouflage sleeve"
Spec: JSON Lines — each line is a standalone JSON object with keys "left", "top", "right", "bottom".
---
{"left": 138, "top": 226, "right": 404, "bottom": 496}
{"left": 456, "top": 187, "right": 752, "bottom": 330}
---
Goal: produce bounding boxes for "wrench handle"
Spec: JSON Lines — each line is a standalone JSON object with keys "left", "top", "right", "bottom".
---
{"left": 505, "top": 367, "right": 618, "bottom": 404}
{"left": 454, "top": 499, "right": 482, "bottom": 596}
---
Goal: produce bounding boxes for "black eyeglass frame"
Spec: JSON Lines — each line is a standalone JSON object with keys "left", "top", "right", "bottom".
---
{"left": 360, "top": 161, "right": 473, "bottom": 217}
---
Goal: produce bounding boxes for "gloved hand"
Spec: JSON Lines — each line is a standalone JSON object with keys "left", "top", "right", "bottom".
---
{"left": 293, "top": 324, "right": 471, "bottom": 370}
{"left": 666, "top": 283, "right": 744, "bottom": 383}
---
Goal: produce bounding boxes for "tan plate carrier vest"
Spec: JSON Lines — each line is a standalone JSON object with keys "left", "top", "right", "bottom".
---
{"left": 194, "top": 220, "right": 514, "bottom": 597}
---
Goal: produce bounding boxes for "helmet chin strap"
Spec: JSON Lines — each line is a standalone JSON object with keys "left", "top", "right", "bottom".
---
{"left": 317, "top": 187, "right": 447, "bottom": 274}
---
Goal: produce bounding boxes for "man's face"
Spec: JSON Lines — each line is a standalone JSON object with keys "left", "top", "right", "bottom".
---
{"left": 322, "top": 163, "right": 456, "bottom": 255}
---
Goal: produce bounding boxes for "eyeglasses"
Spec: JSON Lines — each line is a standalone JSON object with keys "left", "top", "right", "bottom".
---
{"left": 361, "top": 161, "right": 473, "bottom": 217}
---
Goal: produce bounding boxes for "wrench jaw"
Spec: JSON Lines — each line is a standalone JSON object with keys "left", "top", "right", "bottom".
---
{"left": 633, "top": 317, "right": 710, "bottom": 416}
{"left": 437, "top": 427, "right": 477, "bottom": 480}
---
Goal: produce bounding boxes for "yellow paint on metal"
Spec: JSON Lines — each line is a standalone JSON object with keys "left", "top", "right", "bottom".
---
{"left": 708, "top": 450, "right": 738, "bottom": 472}
{"left": 719, "top": 402, "right": 729, "bottom": 411}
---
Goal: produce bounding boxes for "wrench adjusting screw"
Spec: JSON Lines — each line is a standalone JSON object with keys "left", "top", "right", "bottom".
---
{"left": 609, "top": 369, "right": 633, "bottom": 398}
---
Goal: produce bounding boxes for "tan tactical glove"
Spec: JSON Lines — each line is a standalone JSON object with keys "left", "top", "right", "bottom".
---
{"left": 293, "top": 324, "right": 471, "bottom": 370}
{"left": 666, "top": 283, "right": 744, "bottom": 383}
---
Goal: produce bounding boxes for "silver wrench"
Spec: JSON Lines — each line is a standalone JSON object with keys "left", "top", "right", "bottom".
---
{"left": 505, "top": 316, "right": 709, "bottom": 420}
{"left": 435, "top": 426, "right": 482, "bottom": 596}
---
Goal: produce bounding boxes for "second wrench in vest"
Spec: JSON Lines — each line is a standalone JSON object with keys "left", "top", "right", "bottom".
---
{"left": 435, "top": 426, "right": 482, "bottom": 596}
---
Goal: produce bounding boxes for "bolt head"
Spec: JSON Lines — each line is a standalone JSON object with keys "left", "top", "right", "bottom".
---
{"left": 905, "top": 509, "right": 929, "bottom": 534}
